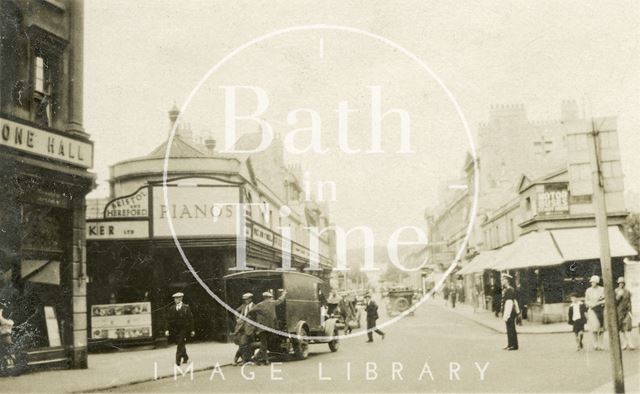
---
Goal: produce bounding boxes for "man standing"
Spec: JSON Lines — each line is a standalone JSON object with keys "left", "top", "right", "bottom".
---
{"left": 247, "top": 290, "right": 286, "bottom": 365}
{"left": 615, "top": 277, "right": 635, "bottom": 350}
{"left": 233, "top": 293, "right": 255, "bottom": 365}
{"left": 165, "top": 292, "right": 195, "bottom": 365}
{"left": 364, "top": 293, "right": 385, "bottom": 343}
{"left": 501, "top": 274, "right": 519, "bottom": 350}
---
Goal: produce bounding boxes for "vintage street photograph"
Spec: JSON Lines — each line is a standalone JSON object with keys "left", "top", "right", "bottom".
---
{"left": 0, "top": 1, "right": 639, "bottom": 393}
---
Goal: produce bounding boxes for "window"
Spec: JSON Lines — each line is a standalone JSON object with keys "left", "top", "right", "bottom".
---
{"left": 28, "top": 26, "right": 67, "bottom": 128}
{"left": 33, "top": 52, "right": 56, "bottom": 127}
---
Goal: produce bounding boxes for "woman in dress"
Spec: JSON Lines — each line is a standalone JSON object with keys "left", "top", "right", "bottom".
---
{"left": 615, "top": 277, "right": 635, "bottom": 350}
{"left": 585, "top": 275, "right": 605, "bottom": 350}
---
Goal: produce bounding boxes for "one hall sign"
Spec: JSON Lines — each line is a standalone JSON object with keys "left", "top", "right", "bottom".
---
{"left": 0, "top": 116, "right": 93, "bottom": 168}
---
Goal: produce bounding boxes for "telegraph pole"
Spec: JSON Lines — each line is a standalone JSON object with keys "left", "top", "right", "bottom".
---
{"left": 588, "top": 119, "right": 625, "bottom": 393}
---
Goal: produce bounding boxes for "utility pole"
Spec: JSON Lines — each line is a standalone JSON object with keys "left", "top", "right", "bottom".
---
{"left": 588, "top": 120, "right": 624, "bottom": 393}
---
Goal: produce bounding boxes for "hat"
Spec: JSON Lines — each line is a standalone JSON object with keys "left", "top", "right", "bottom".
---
{"left": 172, "top": 292, "right": 184, "bottom": 298}
{"left": 242, "top": 292, "right": 253, "bottom": 300}
{"left": 501, "top": 273, "right": 513, "bottom": 279}
{"left": 262, "top": 291, "right": 273, "bottom": 298}
{"left": 617, "top": 277, "right": 625, "bottom": 284}
{"left": 364, "top": 293, "right": 372, "bottom": 298}
{"left": 590, "top": 275, "right": 600, "bottom": 283}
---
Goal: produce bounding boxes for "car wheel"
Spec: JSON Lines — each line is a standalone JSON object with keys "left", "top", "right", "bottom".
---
{"left": 328, "top": 329, "right": 339, "bottom": 352}
{"left": 394, "top": 297, "right": 410, "bottom": 312}
{"left": 294, "top": 328, "right": 309, "bottom": 360}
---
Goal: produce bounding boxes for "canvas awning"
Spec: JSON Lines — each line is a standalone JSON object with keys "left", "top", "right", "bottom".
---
{"left": 491, "top": 226, "right": 636, "bottom": 271}
{"left": 457, "top": 250, "right": 498, "bottom": 275}
{"left": 550, "top": 226, "right": 637, "bottom": 261}
{"left": 492, "top": 231, "right": 564, "bottom": 270}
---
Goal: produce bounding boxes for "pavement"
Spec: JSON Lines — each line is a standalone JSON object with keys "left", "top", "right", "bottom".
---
{"left": 3, "top": 301, "right": 639, "bottom": 393}
{"left": 2, "top": 341, "right": 236, "bottom": 393}
{"left": 434, "top": 299, "right": 572, "bottom": 334}
{"left": 108, "top": 303, "right": 640, "bottom": 393}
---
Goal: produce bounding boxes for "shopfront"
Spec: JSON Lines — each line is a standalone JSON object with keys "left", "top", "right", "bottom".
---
{"left": 86, "top": 181, "right": 333, "bottom": 346}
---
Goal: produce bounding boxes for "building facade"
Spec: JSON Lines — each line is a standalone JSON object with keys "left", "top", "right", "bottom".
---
{"left": 428, "top": 102, "right": 637, "bottom": 323}
{"left": 85, "top": 108, "right": 336, "bottom": 345}
{"left": 0, "top": 0, "right": 93, "bottom": 369}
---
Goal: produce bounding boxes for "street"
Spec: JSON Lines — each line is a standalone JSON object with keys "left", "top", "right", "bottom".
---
{"left": 112, "top": 302, "right": 640, "bottom": 393}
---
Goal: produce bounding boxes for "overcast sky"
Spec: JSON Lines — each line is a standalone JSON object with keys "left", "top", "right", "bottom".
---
{"left": 84, "top": 0, "right": 640, "bottom": 244}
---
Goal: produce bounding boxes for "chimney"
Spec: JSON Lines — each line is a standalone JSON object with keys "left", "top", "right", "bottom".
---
{"left": 204, "top": 138, "right": 216, "bottom": 155}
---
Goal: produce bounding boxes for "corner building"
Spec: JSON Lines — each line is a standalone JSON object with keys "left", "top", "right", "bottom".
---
{"left": 86, "top": 107, "right": 336, "bottom": 345}
{"left": 0, "top": 0, "right": 93, "bottom": 369}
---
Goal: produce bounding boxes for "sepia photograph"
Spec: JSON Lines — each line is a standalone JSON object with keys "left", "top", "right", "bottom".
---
{"left": 0, "top": 0, "right": 639, "bottom": 392}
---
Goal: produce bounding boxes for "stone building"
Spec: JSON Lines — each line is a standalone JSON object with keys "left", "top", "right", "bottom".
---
{"left": 85, "top": 107, "right": 335, "bottom": 345}
{"left": 0, "top": 0, "right": 93, "bottom": 369}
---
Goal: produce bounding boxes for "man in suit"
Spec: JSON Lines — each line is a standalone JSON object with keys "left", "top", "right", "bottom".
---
{"left": 501, "top": 274, "right": 519, "bottom": 350}
{"left": 165, "top": 292, "right": 195, "bottom": 365}
{"left": 233, "top": 293, "right": 255, "bottom": 365}
{"left": 364, "top": 293, "right": 385, "bottom": 343}
{"left": 247, "top": 290, "right": 286, "bottom": 365}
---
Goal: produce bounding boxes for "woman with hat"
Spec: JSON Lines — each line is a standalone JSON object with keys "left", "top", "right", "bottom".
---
{"left": 615, "top": 277, "right": 635, "bottom": 350}
{"left": 585, "top": 275, "right": 605, "bottom": 350}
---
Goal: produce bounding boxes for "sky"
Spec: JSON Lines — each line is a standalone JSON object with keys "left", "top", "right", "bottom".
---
{"left": 84, "top": 0, "right": 640, "bottom": 245}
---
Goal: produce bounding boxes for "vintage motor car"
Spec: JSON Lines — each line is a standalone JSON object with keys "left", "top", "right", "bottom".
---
{"left": 224, "top": 270, "right": 340, "bottom": 360}
{"left": 385, "top": 286, "right": 416, "bottom": 316}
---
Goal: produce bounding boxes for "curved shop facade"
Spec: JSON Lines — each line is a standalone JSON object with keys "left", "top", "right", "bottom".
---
{"left": 86, "top": 117, "right": 335, "bottom": 345}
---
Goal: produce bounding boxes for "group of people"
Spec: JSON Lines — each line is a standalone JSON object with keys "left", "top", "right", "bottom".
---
{"left": 568, "top": 275, "right": 635, "bottom": 351}
{"left": 325, "top": 291, "right": 358, "bottom": 334}
{"left": 231, "top": 290, "right": 286, "bottom": 366}
{"left": 497, "top": 273, "right": 636, "bottom": 353}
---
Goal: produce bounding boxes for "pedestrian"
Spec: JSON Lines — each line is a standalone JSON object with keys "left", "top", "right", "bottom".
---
{"left": 165, "top": 292, "right": 195, "bottom": 366}
{"left": 327, "top": 290, "right": 340, "bottom": 316}
{"left": 449, "top": 282, "right": 458, "bottom": 308}
{"left": 364, "top": 293, "right": 385, "bottom": 343}
{"left": 567, "top": 293, "right": 587, "bottom": 351}
{"left": 492, "top": 284, "right": 502, "bottom": 318}
{"left": 585, "top": 275, "right": 605, "bottom": 351}
{"left": 442, "top": 283, "right": 450, "bottom": 306}
{"left": 338, "top": 293, "right": 356, "bottom": 333}
{"left": 615, "top": 277, "right": 635, "bottom": 350}
{"left": 247, "top": 290, "right": 286, "bottom": 365}
{"left": 501, "top": 273, "right": 519, "bottom": 350}
{"left": 233, "top": 293, "right": 255, "bottom": 365}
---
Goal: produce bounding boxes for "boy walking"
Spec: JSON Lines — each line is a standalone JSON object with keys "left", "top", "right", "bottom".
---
{"left": 567, "top": 293, "right": 587, "bottom": 351}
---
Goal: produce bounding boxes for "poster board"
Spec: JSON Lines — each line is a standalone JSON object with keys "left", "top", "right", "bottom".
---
{"left": 44, "top": 306, "right": 61, "bottom": 347}
{"left": 91, "top": 302, "right": 152, "bottom": 340}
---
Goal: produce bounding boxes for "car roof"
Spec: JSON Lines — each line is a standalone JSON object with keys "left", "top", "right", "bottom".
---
{"left": 223, "top": 269, "right": 323, "bottom": 283}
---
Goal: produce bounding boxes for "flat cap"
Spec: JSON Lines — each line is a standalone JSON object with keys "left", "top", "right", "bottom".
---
{"left": 172, "top": 292, "right": 184, "bottom": 298}
{"left": 262, "top": 291, "right": 273, "bottom": 298}
{"left": 242, "top": 292, "right": 253, "bottom": 300}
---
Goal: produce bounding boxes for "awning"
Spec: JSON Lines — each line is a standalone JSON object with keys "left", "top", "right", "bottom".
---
{"left": 491, "top": 226, "right": 636, "bottom": 271}
{"left": 492, "top": 231, "right": 564, "bottom": 270}
{"left": 551, "top": 226, "right": 637, "bottom": 261}
{"left": 457, "top": 250, "right": 498, "bottom": 275}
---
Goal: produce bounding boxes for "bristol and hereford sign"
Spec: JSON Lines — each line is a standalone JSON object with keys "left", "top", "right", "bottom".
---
{"left": 104, "top": 187, "right": 149, "bottom": 218}
{"left": 0, "top": 117, "right": 93, "bottom": 168}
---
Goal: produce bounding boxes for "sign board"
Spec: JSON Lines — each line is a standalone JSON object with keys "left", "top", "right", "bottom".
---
{"left": 152, "top": 186, "right": 239, "bottom": 237}
{"left": 86, "top": 220, "right": 149, "bottom": 240}
{"left": 44, "top": 306, "right": 61, "bottom": 347}
{"left": 625, "top": 261, "right": 640, "bottom": 327}
{"left": 104, "top": 187, "right": 149, "bottom": 218}
{"left": 91, "top": 302, "right": 152, "bottom": 340}
{"left": 537, "top": 183, "right": 569, "bottom": 215}
{"left": 0, "top": 116, "right": 93, "bottom": 168}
